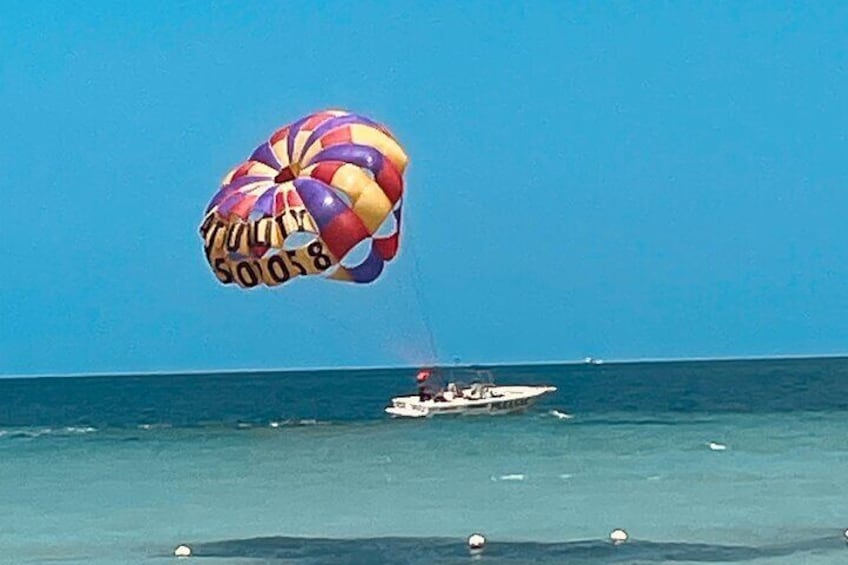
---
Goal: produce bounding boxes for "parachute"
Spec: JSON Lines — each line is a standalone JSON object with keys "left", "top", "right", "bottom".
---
{"left": 199, "top": 109, "right": 409, "bottom": 289}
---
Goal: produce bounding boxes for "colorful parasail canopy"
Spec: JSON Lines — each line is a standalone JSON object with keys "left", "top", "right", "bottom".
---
{"left": 199, "top": 109, "right": 409, "bottom": 289}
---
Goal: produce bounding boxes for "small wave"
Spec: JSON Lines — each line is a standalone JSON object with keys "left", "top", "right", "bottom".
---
{"left": 549, "top": 410, "right": 573, "bottom": 420}
{"left": 267, "top": 419, "right": 329, "bottom": 428}
{"left": 64, "top": 426, "right": 97, "bottom": 434}
{"left": 559, "top": 473, "right": 573, "bottom": 480}
{"left": 4, "top": 428, "right": 53, "bottom": 439}
{"left": 0, "top": 426, "right": 98, "bottom": 441}
{"left": 0, "top": 427, "right": 79, "bottom": 440}
{"left": 493, "top": 473, "right": 526, "bottom": 481}
{"left": 138, "top": 423, "right": 172, "bottom": 430}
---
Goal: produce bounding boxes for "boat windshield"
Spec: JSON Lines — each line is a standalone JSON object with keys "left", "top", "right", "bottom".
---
{"left": 415, "top": 367, "right": 497, "bottom": 400}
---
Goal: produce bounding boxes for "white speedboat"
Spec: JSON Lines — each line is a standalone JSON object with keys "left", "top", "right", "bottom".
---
{"left": 385, "top": 370, "right": 557, "bottom": 418}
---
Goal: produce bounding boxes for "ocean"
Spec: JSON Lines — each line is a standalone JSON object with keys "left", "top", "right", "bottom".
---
{"left": 1, "top": 357, "right": 847, "bottom": 564}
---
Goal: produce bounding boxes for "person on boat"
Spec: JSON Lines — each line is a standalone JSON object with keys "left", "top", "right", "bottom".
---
{"left": 417, "top": 370, "right": 433, "bottom": 401}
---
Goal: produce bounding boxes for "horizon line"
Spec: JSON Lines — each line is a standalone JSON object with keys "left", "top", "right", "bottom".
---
{"left": 2, "top": 351, "right": 847, "bottom": 380}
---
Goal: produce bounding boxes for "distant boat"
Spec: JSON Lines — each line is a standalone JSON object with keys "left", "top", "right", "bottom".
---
{"left": 385, "top": 368, "right": 556, "bottom": 418}
{"left": 583, "top": 357, "right": 604, "bottom": 365}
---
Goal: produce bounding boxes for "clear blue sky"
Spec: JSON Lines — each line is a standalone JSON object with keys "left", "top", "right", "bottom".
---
{"left": 2, "top": 2, "right": 847, "bottom": 376}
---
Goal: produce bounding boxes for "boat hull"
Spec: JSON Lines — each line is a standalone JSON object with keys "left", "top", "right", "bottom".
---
{"left": 385, "top": 385, "right": 557, "bottom": 418}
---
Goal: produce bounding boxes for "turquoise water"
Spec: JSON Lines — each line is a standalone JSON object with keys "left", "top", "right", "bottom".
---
{"left": 1, "top": 358, "right": 847, "bottom": 563}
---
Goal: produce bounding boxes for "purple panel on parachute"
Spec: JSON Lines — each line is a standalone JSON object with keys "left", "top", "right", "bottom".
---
{"left": 254, "top": 186, "right": 277, "bottom": 216}
{"left": 206, "top": 189, "right": 231, "bottom": 213}
{"left": 302, "top": 114, "right": 380, "bottom": 153}
{"left": 249, "top": 142, "right": 281, "bottom": 170}
{"left": 344, "top": 247, "right": 384, "bottom": 283}
{"left": 293, "top": 178, "right": 347, "bottom": 229}
{"left": 227, "top": 175, "right": 272, "bottom": 191}
{"left": 216, "top": 193, "right": 243, "bottom": 216}
{"left": 205, "top": 176, "right": 270, "bottom": 213}
{"left": 307, "top": 144, "right": 384, "bottom": 176}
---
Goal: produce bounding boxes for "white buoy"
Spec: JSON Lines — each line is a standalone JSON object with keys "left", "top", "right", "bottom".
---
{"left": 609, "top": 528, "right": 629, "bottom": 544}
{"left": 174, "top": 544, "right": 192, "bottom": 557}
{"left": 468, "top": 533, "right": 486, "bottom": 550}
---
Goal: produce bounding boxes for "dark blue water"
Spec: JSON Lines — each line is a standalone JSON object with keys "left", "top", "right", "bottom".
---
{"left": 2, "top": 357, "right": 848, "bottom": 429}
{"left": 187, "top": 533, "right": 845, "bottom": 564}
